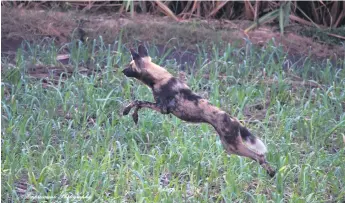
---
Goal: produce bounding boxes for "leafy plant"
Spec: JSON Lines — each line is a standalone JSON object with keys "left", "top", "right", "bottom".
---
{"left": 245, "top": 1, "right": 291, "bottom": 35}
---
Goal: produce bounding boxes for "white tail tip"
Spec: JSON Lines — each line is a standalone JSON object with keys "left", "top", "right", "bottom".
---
{"left": 244, "top": 138, "right": 267, "bottom": 155}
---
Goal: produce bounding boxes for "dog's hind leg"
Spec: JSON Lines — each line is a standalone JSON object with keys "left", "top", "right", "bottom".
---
{"left": 223, "top": 135, "right": 276, "bottom": 177}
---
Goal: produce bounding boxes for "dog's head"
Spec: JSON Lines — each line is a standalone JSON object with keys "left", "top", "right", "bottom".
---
{"left": 122, "top": 45, "right": 172, "bottom": 88}
{"left": 122, "top": 45, "right": 152, "bottom": 78}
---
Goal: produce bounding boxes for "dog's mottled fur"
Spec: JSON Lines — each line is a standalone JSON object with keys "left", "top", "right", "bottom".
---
{"left": 122, "top": 45, "right": 276, "bottom": 177}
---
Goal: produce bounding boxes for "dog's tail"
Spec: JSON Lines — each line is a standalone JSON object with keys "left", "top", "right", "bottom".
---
{"left": 240, "top": 126, "right": 267, "bottom": 155}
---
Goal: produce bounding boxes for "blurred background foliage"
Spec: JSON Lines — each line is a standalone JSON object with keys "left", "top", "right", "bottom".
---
{"left": 2, "top": 1, "right": 344, "bottom": 31}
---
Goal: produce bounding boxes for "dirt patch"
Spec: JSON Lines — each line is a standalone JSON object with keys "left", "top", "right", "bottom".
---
{"left": 1, "top": 38, "right": 23, "bottom": 62}
{"left": 1, "top": 8, "right": 78, "bottom": 43}
{"left": 1, "top": 38, "right": 22, "bottom": 54}
{"left": 1, "top": 7, "right": 344, "bottom": 64}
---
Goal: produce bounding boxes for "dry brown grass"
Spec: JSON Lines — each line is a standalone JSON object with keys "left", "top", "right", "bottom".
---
{"left": 1, "top": 7, "right": 344, "bottom": 60}
{"left": 2, "top": 1, "right": 344, "bottom": 28}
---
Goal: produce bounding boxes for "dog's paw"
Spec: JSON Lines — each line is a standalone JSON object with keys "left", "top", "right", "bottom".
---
{"left": 261, "top": 162, "right": 276, "bottom": 178}
{"left": 268, "top": 169, "right": 276, "bottom": 178}
{"left": 132, "top": 112, "right": 139, "bottom": 125}
{"left": 123, "top": 106, "right": 132, "bottom": 116}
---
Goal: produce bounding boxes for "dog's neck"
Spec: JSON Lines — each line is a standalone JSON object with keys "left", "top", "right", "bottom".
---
{"left": 142, "top": 63, "right": 173, "bottom": 88}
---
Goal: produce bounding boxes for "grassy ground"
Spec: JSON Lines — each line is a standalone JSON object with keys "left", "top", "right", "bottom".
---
{"left": 1, "top": 37, "right": 345, "bottom": 202}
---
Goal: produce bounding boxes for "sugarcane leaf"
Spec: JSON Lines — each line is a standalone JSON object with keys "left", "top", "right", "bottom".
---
{"left": 245, "top": 9, "right": 279, "bottom": 33}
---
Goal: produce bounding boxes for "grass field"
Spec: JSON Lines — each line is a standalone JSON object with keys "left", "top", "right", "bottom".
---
{"left": 1, "top": 37, "right": 345, "bottom": 202}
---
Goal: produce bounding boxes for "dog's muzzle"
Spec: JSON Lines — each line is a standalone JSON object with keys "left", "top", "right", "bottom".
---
{"left": 122, "top": 68, "right": 138, "bottom": 78}
{"left": 122, "top": 68, "right": 131, "bottom": 77}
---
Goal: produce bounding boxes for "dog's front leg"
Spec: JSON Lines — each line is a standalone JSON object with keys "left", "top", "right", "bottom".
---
{"left": 123, "top": 100, "right": 168, "bottom": 124}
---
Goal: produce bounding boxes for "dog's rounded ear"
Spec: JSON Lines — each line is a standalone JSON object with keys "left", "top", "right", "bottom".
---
{"left": 138, "top": 44, "right": 149, "bottom": 58}
{"left": 130, "top": 48, "right": 141, "bottom": 61}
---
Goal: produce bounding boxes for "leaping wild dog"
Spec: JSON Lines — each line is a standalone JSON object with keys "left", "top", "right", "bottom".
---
{"left": 122, "top": 45, "right": 276, "bottom": 177}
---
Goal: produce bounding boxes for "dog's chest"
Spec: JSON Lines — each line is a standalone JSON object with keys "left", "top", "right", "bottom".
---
{"left": 152, "top": 85, "right": 178, "bottom": 101}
